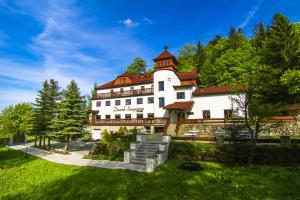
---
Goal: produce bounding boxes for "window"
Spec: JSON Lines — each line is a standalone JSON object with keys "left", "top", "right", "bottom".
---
{"left": 125, "top": 99, "right": 131, "bottom": 105}
{"left": 151, "top": 84, "right": 154, "bottom": 89}
{"left": 148, "top": 113, "right": 154, "bottom": 118}
{"left": 110, "top": 89, "right": 114, "bottom": 93}
{"left": 105, "top": 101, "right": 110, "bottom": 106}
{"left": 137, "top": 114, "right": 143, "bottom": 119}
{"left": 187, "top": 112, "right": 194, "bottom": 115}
{"left": 115, "top": 100, "right": 121, "bottom": 106}
{"left": 120, "top": 78, "right": 126, "bottom": 84}
{"left": 125, "top": 114, "right": 131, "bottom": 119}
{"left": 120, "top": 88, "right": 124, "bottom": 93}
{"left": 96, "top": 115, "right": 101, "bottom": 120}
{"left": 141, "top": 86, "right": 145, "bottom": 90}
{"left": 203, "top": 110, "right": 211, "bottom": 119}
{"left": 130, "top": 87, "right": 134, "bottom": 90}
{"left": 177, "top": 92, "right": 185, "bottom": 99}
{"left": 96, "top": 101, "right": 101, "bottom": 107}
{"left": 105, "top": 115, "right": 111, "bottom": 119}
{"left": 148, "top": 97, "right": 154, "bottom": 104}
{"left": 115, "top": 114, "right": 121, "bottom": 119}
{"left": 224, "top": 109, "right": 233, "bottom": 119}
{"left": 159, "top": 97, "right": 165, "bottom": 108}
{"left": 158, "top": 81, "right": 164, "bottom": 91}
{"left": 137, "top": 98, "right": 143, "bottom": 104}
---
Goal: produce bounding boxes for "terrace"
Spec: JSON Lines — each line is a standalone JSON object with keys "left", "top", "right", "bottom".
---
{"left": 93, "top": 88, "right": 154, "bottom": 99}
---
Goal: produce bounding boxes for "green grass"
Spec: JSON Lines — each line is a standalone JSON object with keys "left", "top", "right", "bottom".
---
{"left": 1, "top": 147, "right": 300, "bottom": 199}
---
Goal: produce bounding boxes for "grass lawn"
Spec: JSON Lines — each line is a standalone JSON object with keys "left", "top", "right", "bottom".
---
{"left": 1, "top": 147, "right": 300, "bottom": 200}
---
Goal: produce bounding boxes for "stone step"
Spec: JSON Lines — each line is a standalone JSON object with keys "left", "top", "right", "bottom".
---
{"left": 137, "top": 149, "right": 158, "bottom": 152}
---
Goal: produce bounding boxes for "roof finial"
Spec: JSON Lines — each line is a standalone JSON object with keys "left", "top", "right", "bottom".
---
{"left": 164, "top": 45, "right": 168, "bottom": 50}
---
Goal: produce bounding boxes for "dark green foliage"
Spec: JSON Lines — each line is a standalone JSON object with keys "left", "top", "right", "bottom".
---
{"left": 169, "top": 142, "right": 300, "bottom": 165}
{"left": 50, "top": 80, "right": 87, "bottom": 153}
{"left": 126, "top": 57, "right": 147, "bottom": 74}
{"left": 263, "top": 13, "right": 300, "bottom": 72}
{"left": 251, "top": 23, "right": 267, "bottom": 49}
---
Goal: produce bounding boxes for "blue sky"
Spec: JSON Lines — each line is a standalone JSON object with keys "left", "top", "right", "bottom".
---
{"left": 0, "top": 0, "right": 299, "bottom": 109}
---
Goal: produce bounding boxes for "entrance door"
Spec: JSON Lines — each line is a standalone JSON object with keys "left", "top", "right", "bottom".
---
{"left": 177, "top": 112, "right": 185, "bottom": 122}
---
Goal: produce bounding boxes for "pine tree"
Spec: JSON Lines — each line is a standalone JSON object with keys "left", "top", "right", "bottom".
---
{"left": 227, "top": 27, "right": 246, "bottom": 50}
{"left": 87, "top": 82, "right": 97, "bottom": 110}
{"left": 32, "top": 81, "right": 51, "bottom": 147}
{"left": 51, "top": 80, "right": 87, "bottom": 153}
{"left": 263, "top": 13, "right": 300, "bottom": 72}
{"left": 251, "top": 23, "right": 267, "bottom": 49}
{"left": 196, "top": 41, "right": 205, "bottom": 74}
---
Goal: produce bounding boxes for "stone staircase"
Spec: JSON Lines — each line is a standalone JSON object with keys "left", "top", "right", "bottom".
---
{"left": 131, "top": 140, "right": 161, "bottom": 165}
{"left": 124, "top": 134, "right": 171, "bottom": 173}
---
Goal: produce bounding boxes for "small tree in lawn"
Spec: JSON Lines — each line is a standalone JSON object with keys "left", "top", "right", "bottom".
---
{"left": 51, "top": 80, "right": 87, "bottom": 154}
{"left": 232, "top": 83, "right": 279, "bottom": 164}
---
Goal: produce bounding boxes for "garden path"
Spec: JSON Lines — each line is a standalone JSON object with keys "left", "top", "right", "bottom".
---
{"left": 9, "top": 145, "right": 146, "bottom": 172}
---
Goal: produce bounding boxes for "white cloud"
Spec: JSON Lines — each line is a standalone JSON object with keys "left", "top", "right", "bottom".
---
{"left": 0, "top": 0, "right": 150, "bottom": 108}
{"left": 143, "top": 17, "right": 153, "bottom": 24}
{"left": 238, "top": 0, "right": 265, "bottom": 29}
{"left": 119, "top": 18, "right": 138, "bottom": 28}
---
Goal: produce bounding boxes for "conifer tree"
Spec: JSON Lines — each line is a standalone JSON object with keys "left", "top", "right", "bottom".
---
{"left": 263, "top": 13, "right": 300, "bottom": 72}
{"left": 196, "top": 41, "right": 205, "bottom": 69}
{"left": 127, "top": 57, "right": 147, "bottom": 74}
{"left": 32, "top": 81, "right": 51, "bottom": 147}
{"left": 51, "top": 80, "right": 87, "bottom": 154}
{"left": 251, "top": 23, "right": 267, "bottom": 49}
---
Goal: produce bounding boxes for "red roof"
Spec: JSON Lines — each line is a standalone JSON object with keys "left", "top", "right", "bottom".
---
{"left": 97, "top": 71, "right": 198, "bottom": 89}
{"left": 193, "top": 86, "right": 231, "bottom": 96}
{"left": 153, "top": 50, "right": 176, "bottom": 61}
{"left": 164, "top": 101, "right": 194, "bottom": 110}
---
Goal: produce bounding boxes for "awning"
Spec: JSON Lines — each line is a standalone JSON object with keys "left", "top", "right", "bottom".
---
{"left": 164, "top": 101, "right": 194, "bottom": 110}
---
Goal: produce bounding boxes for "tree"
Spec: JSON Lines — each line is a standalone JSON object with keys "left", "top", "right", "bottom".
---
{"left": 126, "top": 57, "right": 147, "bottom": 74}
{"left": 51, "top": 80, "right": 87, "bottom": 154}
{"left": 0, "top": 103, "right": 33, "bottom": 140}
{"left": 227, "top": 27, "right": 246, "bottom": 50}
{"left": 196, "top": 41, "right": 206, "bottom": 73}
{"left": 280, "top": 69, "right": 300, "bottom": 97}
{"left": 251, "top": 23, "right": 267, "bottom": 49}
{"left": 177, "top": 44, "right": 198, "bottom": 72}
{"left": 87, "top": 82, "right": 97, "bottom": 110}
{"left": 32, "top": 80, "right": 61, "bottom": 148}
{"left": 32, "top": 81, "right": 51, "bottom": 147}
{"left": 263, "top": 13, "right": 300, "bottom": 72}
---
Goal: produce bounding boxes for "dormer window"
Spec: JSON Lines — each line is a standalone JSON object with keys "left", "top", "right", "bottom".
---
{"left": 120, "top": 78, "right": 126, "bottom": 84}
{"left": 140, "top": 76, "right": 145, "bottom": 80}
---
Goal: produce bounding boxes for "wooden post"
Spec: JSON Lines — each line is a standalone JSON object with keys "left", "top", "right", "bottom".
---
{"left": 48, "top": 136, "right": 51, "bottom": 151}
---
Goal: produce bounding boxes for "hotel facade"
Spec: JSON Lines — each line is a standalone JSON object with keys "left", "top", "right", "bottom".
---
{"left": 90, "top": 49, "right": 239, "bottom": 139}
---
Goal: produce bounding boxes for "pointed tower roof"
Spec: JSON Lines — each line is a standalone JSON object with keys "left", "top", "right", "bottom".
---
{"left": 153, "top": 46, "right": 177, "bottom": 62}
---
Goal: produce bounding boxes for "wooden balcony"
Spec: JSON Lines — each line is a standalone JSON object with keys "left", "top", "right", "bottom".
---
{"left": 91, "top": 117, "right": 168, "bottom": 126}
{"left": 93, "top": 88, "right": 154, "bottom": 99}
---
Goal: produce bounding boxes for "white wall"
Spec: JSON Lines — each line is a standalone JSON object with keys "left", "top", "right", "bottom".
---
{"left": 190, "top": 94, "right": 238, "bottom": 119}
{"left": 92, "top": 95, "right": 155, "bottom": 119}
{"left": 153, "top": 70, "right": 181, "bottom": 118}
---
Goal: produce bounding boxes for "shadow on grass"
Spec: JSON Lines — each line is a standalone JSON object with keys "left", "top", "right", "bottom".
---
{"left": 2, "top": 156, "right": 300, "bottom": 200}
{"left": 0, "top": 147, "right": 36, "bottom": 169}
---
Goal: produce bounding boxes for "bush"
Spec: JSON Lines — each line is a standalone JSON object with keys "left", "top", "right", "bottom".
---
{"left": 101, "top": 129, "right": 110, "bottom": 143}
{"left": 169, "top": 141, "right": 300, "bottom": 166}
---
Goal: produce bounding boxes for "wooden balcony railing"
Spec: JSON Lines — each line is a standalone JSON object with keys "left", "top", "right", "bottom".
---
{"left": 91, "top": 117, "right": 168, "bottom": 126}
{"left": 94, "top": 88, "right": 154, "bottom": 99}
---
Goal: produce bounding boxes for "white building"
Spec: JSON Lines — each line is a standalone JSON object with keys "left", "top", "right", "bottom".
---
{"left": 90, "top": 48, "right": 238, "bottom": 138}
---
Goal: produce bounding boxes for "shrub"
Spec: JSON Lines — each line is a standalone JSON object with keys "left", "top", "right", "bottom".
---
{"left": 169, "top": 141, "right": 300, "bottom": 165}
{"left": 102, "top": 129, "right": 110, "bottom": 143}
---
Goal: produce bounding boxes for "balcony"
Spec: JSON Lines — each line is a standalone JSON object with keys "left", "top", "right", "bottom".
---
{"left": 91, "top": 117, "right": 168, "bottom": 126}
{"left": 93, "top": 88, "right": 154, "bottom": 99}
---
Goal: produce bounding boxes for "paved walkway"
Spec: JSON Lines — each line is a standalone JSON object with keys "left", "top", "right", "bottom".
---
{"left": 9, "top": 145, "right": 146, "bottom": 172}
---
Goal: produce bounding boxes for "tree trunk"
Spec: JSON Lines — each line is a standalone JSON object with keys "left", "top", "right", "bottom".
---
{"left": 64, "top": 135, "right": 70, "bottom": 154}
{"left": 48, "top": 136, "right": 51, "bottom": 151}
{"left": 43, "top": 136, "right": 46, "bottom": 149}
{"left": 34, "top": 135, "right": 37, "bottom": 147}
{"left": 39, "top": 136, "right": 42, "bottom": 148}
